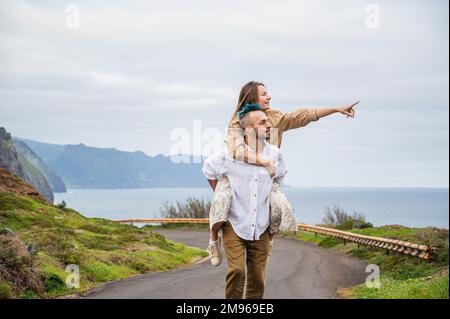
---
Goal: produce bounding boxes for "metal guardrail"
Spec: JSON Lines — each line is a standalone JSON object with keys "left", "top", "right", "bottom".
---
{"left": 115, "top": 218, "right": 432, "bottom": 260}
{"left": 117, "top": 218, "right": 209, "bottom": 224}
{"left": 298, "top": 224, "right": 432, "bottom": 260}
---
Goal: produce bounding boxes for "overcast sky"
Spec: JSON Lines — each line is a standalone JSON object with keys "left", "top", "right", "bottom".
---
{"left": 0, "top": 0, "right": 448, "bottom": 187}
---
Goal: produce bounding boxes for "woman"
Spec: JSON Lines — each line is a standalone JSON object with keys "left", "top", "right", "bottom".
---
{"left": 206, "top": 80, "right": 358, "bottom": 266}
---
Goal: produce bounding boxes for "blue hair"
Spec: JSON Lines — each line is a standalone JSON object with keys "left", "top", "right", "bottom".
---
{"left": 236, "top": 103, "right": 262, "bottom": 119}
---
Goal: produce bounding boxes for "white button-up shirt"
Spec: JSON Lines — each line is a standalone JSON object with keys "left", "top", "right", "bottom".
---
{"left": 202, "top": 141, "right": 287, "bottom": 241}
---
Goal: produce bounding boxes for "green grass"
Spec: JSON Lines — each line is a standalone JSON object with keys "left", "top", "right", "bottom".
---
{"left": 278, "top": 230, "right": 326, "bottom": 244}
{"left": 0, "top": 192, "right": 208, "bottom": 298}
{"left": 279, "top": 225, "right": 449, "bottom": 299}
{"left": 0, "top": 282, "right": 13, "bottom": 299}
{"left": 350, "top": 270, "right": 449, "bottom": 299}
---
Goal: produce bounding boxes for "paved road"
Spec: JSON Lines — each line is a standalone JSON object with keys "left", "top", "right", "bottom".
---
{"left": 83, "top": 230, "right": 368, "bottom": 299}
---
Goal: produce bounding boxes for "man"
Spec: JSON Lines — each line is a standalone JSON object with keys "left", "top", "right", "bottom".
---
{"left": 202, "top": 105, "right": 286, "bottom": 299}
{"left": 206, "top": 81, "right": 358, "bottom": 267}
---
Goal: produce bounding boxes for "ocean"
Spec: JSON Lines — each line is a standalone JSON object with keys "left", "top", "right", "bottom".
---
{"left": 54, "top": 187, "right": 449, "bottom": 228}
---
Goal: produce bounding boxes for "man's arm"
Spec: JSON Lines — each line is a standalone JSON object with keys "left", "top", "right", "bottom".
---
{"left": 202, "top": 153, "right": 225, "bottom": 190}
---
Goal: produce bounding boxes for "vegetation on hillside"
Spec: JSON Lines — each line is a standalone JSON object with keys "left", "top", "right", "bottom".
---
{"left": 0, "top": 127, "right": 54, "bottom": 201}
{"left": 279, "top": 205, "right": 449, "bottom": 299}
{"left": 0, "top": 191, "right": 207, "bottom": 299}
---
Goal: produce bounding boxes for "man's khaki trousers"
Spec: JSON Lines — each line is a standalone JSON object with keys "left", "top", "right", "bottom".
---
{"left": 222, "top": 221, "right": 270, "bottom": 299}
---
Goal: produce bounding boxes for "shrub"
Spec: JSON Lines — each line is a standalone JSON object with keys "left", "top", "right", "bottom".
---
{"left": 44, "top": 274, "right": 65, "bottom": 292}
{"left": 127, "top": 260, "right": 150, "bottom": 273}
{"left": 20, "top": 290, "right": 39, "bottom": 299}
{"left": 84, "top": 262, "right": 117, "bottom": 282}
{"left": 0, "top": 282, "right": 13, "bottom": 299}
{"left": 336, "top": 219, "right": 373, "bottom": 231}
{"left": 56, "top": 201, "right": 67, "bottom": 209}
{"left": 160, "top": 197, "right": 211, "bottom": 219}
{"left": 58, "top": 245, "right": 83, "bottom": 265}
{"left": 322, "top": 204, "right": 372, "bottom": 230}
{"left": 0, "top": 239, "right": 33, "bottom": 270}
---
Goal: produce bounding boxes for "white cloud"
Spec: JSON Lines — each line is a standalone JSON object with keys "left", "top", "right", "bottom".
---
{"left": 0, "top": 0, "right": 448, "bottom": 187}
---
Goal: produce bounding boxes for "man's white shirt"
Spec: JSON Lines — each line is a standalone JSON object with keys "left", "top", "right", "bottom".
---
{"left": 202, "top": 141, "right": 287, "bottom": 241}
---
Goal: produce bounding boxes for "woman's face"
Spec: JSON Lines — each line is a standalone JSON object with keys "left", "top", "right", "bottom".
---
{"left": 257, "top": 85, "right": 271, "bottom": 110}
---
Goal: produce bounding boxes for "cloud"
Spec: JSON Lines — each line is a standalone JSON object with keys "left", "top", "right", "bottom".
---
{"left": 0, "top": 0, "right": 448, "bottom": 187}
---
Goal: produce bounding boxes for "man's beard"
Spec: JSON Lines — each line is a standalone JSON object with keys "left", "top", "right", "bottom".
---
{"left": 246, "top": 129, "right": 269, "bottom": 141}
{"left": 256, "top": 130, "right": 268, "bottom": 141}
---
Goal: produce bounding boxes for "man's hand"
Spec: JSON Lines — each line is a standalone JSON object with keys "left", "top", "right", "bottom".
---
{"left": 336, "top": 100, "right": 359, "bottom": 118}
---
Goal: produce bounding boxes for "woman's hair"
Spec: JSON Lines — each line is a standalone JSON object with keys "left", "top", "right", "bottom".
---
{"left": 234, "top": 81, "right": 265, "bottom": 113}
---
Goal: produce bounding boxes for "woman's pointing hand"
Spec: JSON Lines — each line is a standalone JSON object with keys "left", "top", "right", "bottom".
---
{"left": 337, "top": 100, "right": 359, "bottom": 118}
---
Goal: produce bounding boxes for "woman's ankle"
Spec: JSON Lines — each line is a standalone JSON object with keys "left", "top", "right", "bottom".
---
{"left": 210, "top": 222, "right": 225, "bottom": 241}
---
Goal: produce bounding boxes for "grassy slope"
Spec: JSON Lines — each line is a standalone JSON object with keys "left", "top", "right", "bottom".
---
{"left": 0, "top": 192, "right": 207, "bottom": 298}
{"left": 278, "top": 225, "right": 449, "bottom": 299}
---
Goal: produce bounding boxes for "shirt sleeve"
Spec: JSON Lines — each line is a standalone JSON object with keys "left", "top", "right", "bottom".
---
{"left": 225, "top": 114, "right": 246, "bottom": 161}
{"left": 202, "top": 152, "right": 226, "bottom": 180}
{"left": 272, "top": 108, "right": 319, "bottom": 132}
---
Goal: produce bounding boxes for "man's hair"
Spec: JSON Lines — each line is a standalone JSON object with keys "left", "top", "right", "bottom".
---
{"left": 239, "top": 110, "right": 262, "bottom": 130}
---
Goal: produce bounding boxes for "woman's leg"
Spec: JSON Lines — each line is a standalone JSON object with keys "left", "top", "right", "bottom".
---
{"left": 267, "top": 180, "right": 297, "bottom": 261}
{"left": 209, "top": 175, "right": 233, "bottom": 241}
{"left": 268, "top": 182, "right": 283, "bottom": 235}
{"left": 207, "top": 176, "right": 233, "bottom": 266}
{"left": 211, "top": 221, "right": 225, "bottom": 241}
{"left": 267, "top": 181, "right": 296, "bottom": 262}
{"left": 269, "top": 180, "right": 297, "bottom": 233}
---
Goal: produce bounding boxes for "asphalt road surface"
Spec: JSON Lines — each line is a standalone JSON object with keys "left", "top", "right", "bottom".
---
{"left": 83, "top": 230, "right": 368, "bottom": 299}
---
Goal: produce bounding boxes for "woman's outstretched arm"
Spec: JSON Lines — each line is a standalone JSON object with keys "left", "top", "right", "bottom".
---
{"left": 316, "top": 100, "right": 359, "bottom": 119}
{"left": 275, "top": 100, "right": 359, "bottom": 133}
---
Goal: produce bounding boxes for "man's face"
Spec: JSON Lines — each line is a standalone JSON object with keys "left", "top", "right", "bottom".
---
{"left": 257, "top": 85, "right": 271, "bottom": 110}
{"left": 248, "top": 110, "right": 271, "bottom": 141}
